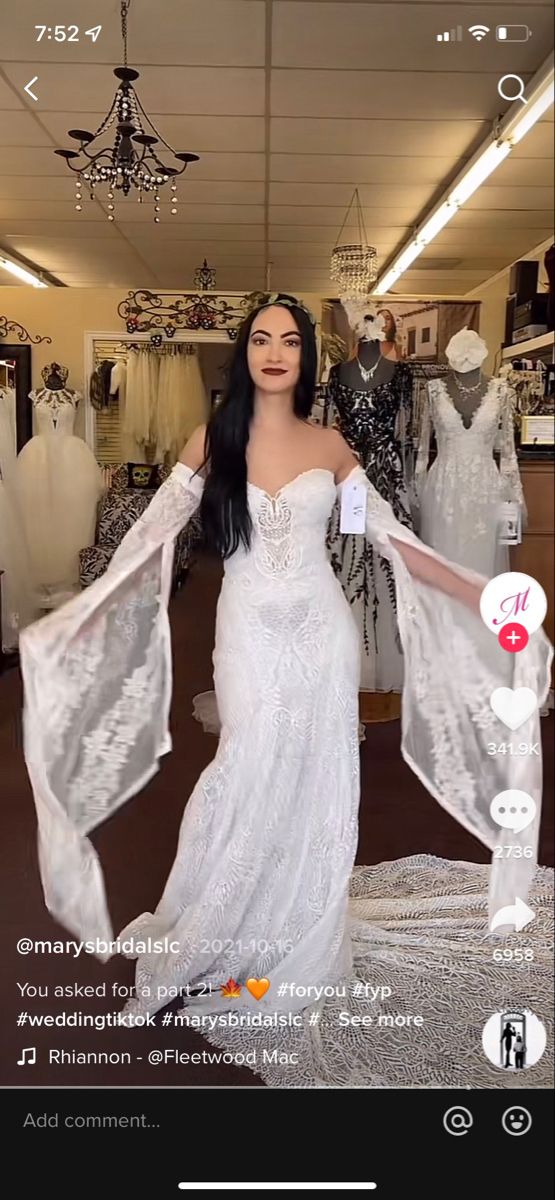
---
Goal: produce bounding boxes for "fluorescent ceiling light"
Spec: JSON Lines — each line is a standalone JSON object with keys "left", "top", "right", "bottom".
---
{"left": 0, "top": 255, "right": 48, "bottom": 287}
{"left": 373, "top": 59, "right": 554, "bottom": 294}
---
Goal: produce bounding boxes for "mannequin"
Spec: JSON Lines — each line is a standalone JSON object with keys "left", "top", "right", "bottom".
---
{"left": 0, "top": 380, "right": 37, "bottom": 649}
{"left": 415, "top": 327, "right": 525, "bottom": 576}
{"left": 325, "top": 309, "right": 413, "bottom": 695}
{"left": 12, "top": 362, "right": 103, "bottom": 612}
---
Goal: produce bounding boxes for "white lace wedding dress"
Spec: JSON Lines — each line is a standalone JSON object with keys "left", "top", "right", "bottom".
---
{"left": 19, "top": 462, "right": 553, "bottom": 1088}
{"left": 415, "top": 378, "right": 524, "bottom": 575}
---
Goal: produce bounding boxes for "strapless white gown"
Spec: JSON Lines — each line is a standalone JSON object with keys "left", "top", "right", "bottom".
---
{"left": 19, "top": 464, "right": 553, "bottom": 1088}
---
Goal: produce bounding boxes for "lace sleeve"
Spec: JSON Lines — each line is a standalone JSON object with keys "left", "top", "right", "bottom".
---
{"left": 19, "top": 462, "right": 204, "bottom": 952}
{"left": 339, "top": 465, "right": 552, "bottom": 926}
{"left": 498, "top": 385, "right": 526, "bottom": 513}
{"left": 109, "top": 461, "right": 204, "bottom": 572}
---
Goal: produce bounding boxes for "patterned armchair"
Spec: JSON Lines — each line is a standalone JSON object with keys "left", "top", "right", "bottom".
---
{"left": 79, "top": 463, "right": 202, "bottom": 589}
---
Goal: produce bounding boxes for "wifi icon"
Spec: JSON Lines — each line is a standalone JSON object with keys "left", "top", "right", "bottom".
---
{"left": 468, "top": 24, "right": 490, "bottom": 41}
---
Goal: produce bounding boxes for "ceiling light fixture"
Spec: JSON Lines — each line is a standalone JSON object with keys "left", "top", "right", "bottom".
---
{"left": 54, "top": 0, "right": 199, "bottom": 223}
{"left": 374, "top": 57, "right": 554, "bottom": 294}
{"left": 0, "top": 254, "right": 48, "bottom": 287}
{"left": 330, "top": 188, "right": 378, "bottom": 295}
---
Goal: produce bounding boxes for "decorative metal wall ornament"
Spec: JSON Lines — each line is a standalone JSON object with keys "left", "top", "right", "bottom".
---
{"left": 0, "top": 316, "right": 52, "bottom": 344}
{"left": 193, "top": 259, "right": 217, "bottom": 291}
{"left": 330, "top": 188, "right": 378, "bottom": 296}
{"left": 118, "top": 290, "right": 255, "bottom": 339}
{"left": 54, "top": 1, "right": 198, "bottom": 224}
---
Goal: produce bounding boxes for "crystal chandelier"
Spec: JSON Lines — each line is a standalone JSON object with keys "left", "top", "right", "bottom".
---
{"left": 54, "top": 1, "right": 199, "bottom": 223}
{"left": 330, "top": 189, "right": 378, "bottom": 296}
{"left": 193, "top": 259, "right": 217, "bottom": 291}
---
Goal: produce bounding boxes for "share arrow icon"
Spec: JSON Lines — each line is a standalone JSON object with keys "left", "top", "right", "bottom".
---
{"left": 24, "top": 76, "right": 39, "bottom": 102}
{"left": 490, "top": 896, "right": 535, "bottom": 932}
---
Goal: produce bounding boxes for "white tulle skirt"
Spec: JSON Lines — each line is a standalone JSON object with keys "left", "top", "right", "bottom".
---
{"left": 13, "top": 434, "right": 103, "bottom": 610}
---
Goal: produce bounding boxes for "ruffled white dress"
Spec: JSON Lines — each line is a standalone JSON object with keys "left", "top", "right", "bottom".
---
{"left": 19, "top": 463, "right": 553, "bottom": 1088}
{"left": 12, "top": 389, "right": 103, "bottom": 610}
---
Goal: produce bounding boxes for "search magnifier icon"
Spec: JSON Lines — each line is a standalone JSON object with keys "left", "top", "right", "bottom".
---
{"left": 498, "top": 74, "right": 528, "bottom": 104}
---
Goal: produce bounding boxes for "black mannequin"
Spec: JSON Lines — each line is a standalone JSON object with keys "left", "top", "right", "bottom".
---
{"left": 443, "top": 366, "right": 492, "bottom": 428}
{"left": 336, "top": 336, "right": 398, "bottom": 395}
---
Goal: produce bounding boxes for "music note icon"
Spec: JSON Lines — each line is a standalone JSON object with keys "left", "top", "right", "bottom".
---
{"left": 17, "top": 1047, "right": 36, "bottom": 1066}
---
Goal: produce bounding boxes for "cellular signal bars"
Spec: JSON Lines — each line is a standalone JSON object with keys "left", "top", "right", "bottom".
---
{"left": 437, "top": 27, "right": 463, "bottom": 42}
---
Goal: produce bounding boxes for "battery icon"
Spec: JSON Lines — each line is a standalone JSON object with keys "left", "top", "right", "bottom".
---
{"left": 496, "top": 25, "right": 532, "bottom": 42}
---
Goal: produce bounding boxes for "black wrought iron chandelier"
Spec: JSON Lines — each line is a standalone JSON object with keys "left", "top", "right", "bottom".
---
{"left": 54, "top": 1, "right": 199, "bottom": 223}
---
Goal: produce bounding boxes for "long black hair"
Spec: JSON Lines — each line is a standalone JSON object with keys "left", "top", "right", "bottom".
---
{"left": 200, "top": 294, "right": 318, "bottom": 558}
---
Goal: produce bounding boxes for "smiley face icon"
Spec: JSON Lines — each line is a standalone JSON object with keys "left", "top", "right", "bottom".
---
{"left": 502, "top": 1107, "right": 532, "bottom": 1136}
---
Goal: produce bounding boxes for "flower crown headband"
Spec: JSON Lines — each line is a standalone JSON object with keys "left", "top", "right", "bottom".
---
{"left": 243, "top": 291, "right": 317, "bottom": 328}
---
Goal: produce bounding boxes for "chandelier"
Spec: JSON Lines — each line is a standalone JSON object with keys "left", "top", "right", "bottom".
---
{"left": 193, "top": 259, "right": 217, "bottom": 291}
{"left": 330, "top": 188, "right": 378, "bottom": 296}
{"left": 54, "top": 1, "right": 199, "bottom": 223}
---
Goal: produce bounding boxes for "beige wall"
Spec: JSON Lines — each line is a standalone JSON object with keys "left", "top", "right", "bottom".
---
{"left": 467, "top": 239, "right": 551, "bottom": 374}
{"left": 0, "top": 288, "right": 325, "bottom": 396}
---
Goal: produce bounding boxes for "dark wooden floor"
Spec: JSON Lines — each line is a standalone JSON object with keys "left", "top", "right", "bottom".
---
{"left": 1, "top": 552, "right": 552, "bottom": 1087}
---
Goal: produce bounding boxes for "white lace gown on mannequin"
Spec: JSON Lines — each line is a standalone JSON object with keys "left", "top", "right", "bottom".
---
{"left": 19, "top": 463, "right": 553, "bottom": 1088}
{"left": 415, "top": 378, "right": 524, "bottom": 575}
{"left": 0, "top": 387, "right": 37, "bottom": 648}
{"left": 12, "top": 389, "right": 103, "bottom": 610}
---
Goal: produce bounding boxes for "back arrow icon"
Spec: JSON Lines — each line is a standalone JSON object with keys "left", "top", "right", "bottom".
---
{"left": 24, "top": 76, "right": 39, "bottom": 102}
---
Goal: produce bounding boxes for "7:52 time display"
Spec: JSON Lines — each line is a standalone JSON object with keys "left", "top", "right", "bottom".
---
{"left": 35, "top": 26, "right": 102, "bottom": 42}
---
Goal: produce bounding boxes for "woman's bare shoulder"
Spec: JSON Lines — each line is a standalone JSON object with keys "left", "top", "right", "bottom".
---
{"left": 305, "top": 422, "right": 359, "bottom": 477}
{"left": 178, "top": 425, "right": 208, "bottom": 472}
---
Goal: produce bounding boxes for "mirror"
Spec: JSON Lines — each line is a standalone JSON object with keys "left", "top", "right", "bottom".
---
{"left": 0, "top": 344, "right": 32, "bottom": 456}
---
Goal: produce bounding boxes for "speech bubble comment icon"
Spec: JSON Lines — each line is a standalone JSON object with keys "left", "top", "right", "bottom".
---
{"left": 490, "top": 790, "right": 536, "bottom": 834}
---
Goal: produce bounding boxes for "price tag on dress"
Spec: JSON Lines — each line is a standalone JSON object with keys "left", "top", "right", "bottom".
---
{"left": 340, "top": 480, "right": 367, "bottom": 534}
{"left": 498, "top": 502, "right": 522, "bottom": 545}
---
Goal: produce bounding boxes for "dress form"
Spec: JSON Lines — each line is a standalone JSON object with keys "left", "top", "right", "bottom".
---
{"left": 13, "top": 362, "right": 103, "bottom": 612}
{"left": 415, "top": 327, "right": 525, "bottom": 576}
{"left": 325, "top": 336, "right": 413, "bottom": 697}
{"left": 337, "top": 336, "right": 398, "bottom": 395}
{"left": 443, "top": 366, "right": 491, "bottom": 427}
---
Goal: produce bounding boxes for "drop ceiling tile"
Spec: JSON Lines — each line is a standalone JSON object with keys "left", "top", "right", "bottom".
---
{"left": 269, "top": 223, "right": 410, "bottom": 243}
{"left": 269, "top": 181, "right": 435, "bottom": 207}
{"left": 0, "top": 111, "right": 54, "bottom": 146}
{"left": 270, "top": 154, "right": 465, "bottom": 185}
{"left": 271, "top": 117, "right": 487, "bottom": 157}
{"left": 120, "top": 223, "right": 264, "bottom": 241}
{"left": 269, "top": 204, "right": 420, "bottom": 225}
{"left": 466, "top": 186, "right": 554, "bottom": 210}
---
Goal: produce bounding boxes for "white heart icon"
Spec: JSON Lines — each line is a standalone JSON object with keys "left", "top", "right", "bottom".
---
{"left": 490, "top": 687, "right": 538, "bottom": 731}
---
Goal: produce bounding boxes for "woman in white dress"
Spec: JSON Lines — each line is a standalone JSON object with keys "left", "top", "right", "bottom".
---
{"left": 20, "top": 298, "right": 552, "bottom": 1088}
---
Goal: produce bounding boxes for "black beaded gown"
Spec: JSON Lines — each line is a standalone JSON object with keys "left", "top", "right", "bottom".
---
{"left": 325, "top": 361, "right": 414, "bottom": 691}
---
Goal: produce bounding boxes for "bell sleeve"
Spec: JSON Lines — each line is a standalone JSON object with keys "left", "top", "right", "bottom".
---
{"left": 19, "top": 462, "right": 204, "bottom": 953}
{"left": 339, "top": 465, "right": 552, "bottom": 926}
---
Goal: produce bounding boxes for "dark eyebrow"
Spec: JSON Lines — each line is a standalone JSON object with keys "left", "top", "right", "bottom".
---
{"left": 250, "top": 328, "right": 300, "bottom": 338}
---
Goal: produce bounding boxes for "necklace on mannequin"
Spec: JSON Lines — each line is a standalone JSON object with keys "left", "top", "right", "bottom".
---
{"left": 356, "top": 344, "right": 382, "bottom": 384}
{"left": 453, "top": 370, "right": 482, "bottom": 397}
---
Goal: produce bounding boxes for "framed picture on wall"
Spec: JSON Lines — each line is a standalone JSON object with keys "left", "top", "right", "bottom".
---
{"left": 211, "top": 389, "right": 224, "bottom": 410}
